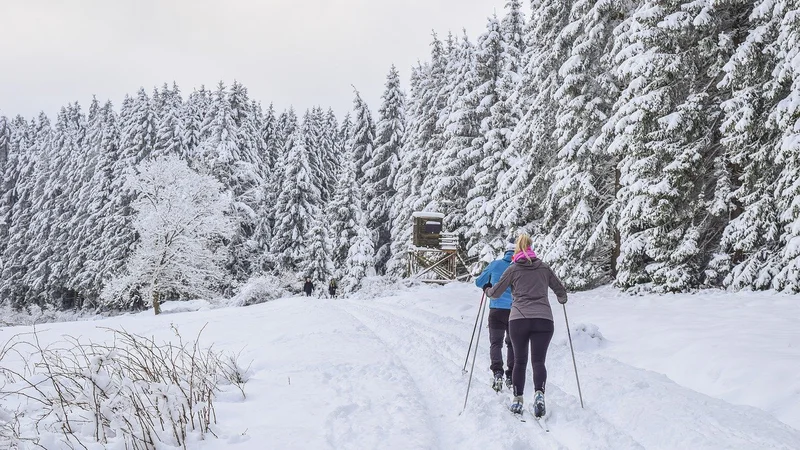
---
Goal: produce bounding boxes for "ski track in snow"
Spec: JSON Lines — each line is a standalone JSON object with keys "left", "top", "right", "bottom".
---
{"left": 320, "top": 309, "right": 440, "bottom": 450}
{"left": 340, "top": 298, "right": 642, "bottom": 449}
{"left": 335, "top": 289, "right": 800, "bottom": 450}
{"left": 335, "top": 300, "right": 558, "bottom": 450}
{"left": 2, "top": 284, "right": 800, "bottom": 450}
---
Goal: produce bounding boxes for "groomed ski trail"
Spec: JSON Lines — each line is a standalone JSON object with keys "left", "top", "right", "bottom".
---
{"left": 334, "top": 300, "right": 560, "bottom": 450}
{"left": 336, "top": 285, "right": 800, "bottom": 450}
{"left": 336, "top": 298, "right": 641, "bottom": 450}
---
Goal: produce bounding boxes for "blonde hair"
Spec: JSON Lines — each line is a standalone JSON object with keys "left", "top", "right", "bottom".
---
{"left": 515, "top": 234, "right": 533, "bottom": 261}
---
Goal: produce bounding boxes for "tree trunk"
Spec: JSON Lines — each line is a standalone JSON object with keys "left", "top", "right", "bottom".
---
{"left": 152, "top": 291, "right": 162, "bottom": 315}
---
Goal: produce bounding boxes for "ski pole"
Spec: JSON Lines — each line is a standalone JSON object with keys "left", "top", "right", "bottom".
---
{"left": 562, "top": 303, "right": 584, "bottom": 408}
{"left": 462, "top": 292, "right": 486, "bottom": 374}
{"left": 460, "top": 292, "right": 488, "bottom": 415}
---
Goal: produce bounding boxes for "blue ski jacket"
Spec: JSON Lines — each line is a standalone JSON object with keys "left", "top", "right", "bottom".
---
{"left": 474, "top": 251, "right": 514, "bottom": 309}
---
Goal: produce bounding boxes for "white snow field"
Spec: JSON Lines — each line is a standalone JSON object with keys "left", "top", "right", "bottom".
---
{"left": 2, "top": 282, "right": 799, "bottom": 449}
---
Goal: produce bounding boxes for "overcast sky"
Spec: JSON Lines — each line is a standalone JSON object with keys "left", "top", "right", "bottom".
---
{"left": 0, "top": 0, "right": 523, "bottom": 120}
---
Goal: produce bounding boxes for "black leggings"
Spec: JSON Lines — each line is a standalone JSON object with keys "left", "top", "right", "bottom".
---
{"left": 509, "top": 318, "right": 554, "bottom": 396}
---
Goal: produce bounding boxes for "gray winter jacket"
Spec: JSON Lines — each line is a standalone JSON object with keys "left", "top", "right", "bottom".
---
{"left": 485, "top": 257, "right": 568, "bottom": 322}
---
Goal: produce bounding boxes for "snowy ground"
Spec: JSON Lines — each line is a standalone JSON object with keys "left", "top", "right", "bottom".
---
{"left": 1, "top": 282, "right": 799, "bottom": 449}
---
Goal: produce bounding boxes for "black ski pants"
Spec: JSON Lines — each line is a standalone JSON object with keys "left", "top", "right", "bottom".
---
{"left": 488, "top": 308, "right": 514, "bottom": 378}
{"left": 509, "top": 318, "right": 554, "bottom": 396}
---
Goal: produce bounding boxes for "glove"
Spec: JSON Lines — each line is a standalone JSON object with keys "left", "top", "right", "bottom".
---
{"left": 482, "top": 282, "right": 492, "bottom": 293}
{"left": 558, "top": 296, "right": 568, "bottom": 305}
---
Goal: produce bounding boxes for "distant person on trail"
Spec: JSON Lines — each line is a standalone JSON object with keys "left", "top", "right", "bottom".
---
{"left": 483, "top": 234, "right": 568, "bottom": 419}
{"left": 474, "top": 238, "right": 516, "bottom": 392}
{"left": 303, "top": 278, "right": 314, "bottom": 297}
{"left": 329, "top": 279, "right": 338, "bottom": 298}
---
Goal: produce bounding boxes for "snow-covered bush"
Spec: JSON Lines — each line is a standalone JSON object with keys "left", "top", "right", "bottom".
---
{"left": 225, "top": 275, "right": 291, "bottom": 307}
{"left": 0, "top": 326, "right": 248, "bottom": 449}
{"left": 0, "top": 302, "right": 105, "bottom": 327}
{"left": 554, "top": 322, "right": 607, "bottom": 352}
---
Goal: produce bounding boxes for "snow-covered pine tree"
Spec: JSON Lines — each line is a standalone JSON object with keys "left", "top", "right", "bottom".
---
{"left": 329, "top": 152, "right": 375, "bottom": 292}
{"left": 77, "top": 101, "right": 122, "bottom": 304}
{"left": 464, "top": 14, "right": 514, "bottom": 261}
{"left": 260, "top": 103, "right": 279, "bottom": 172}
{"left": 349, "top": 89, "right": 376, "bottom": 184}
{"left": 119, "top": 88, "right": 157, "bottom": 164}
{"left": 0, "top": 115, "right": 9, "bottom": 175}
{"left": 266, "top": 108, "right": 300, "bottom": 251}
{"left": 366, "top": 65, "right": 406, "bottom": 274}
{"left": 278, "top": 107, "right": 299, "bottom": 151}
{"left": 229, "top": 81, "right": 250, "bottom": 127}
{"left": 198, "top": 82, "right": 264, "bottom": 282}
{"left": 198, "top": 82, "right": 241, "bottom": 182}
{"left": 0, "top": 114, "right": 10, "bottom": 272}
{"left": 230, "top": 81, "right": 266, "bottom": 176}
{"left": 388, "top": 40, "right": 452, "bottom": 275}
{"left": 269, "top": 107, "right": 300, "bottom": 198}
{"left": 303, "top": 218, "right": 334, "bottom": 285}
{"left": 713, "top": 0, "right": 798, "bottom": 291}
{"left": 102, "top": 156, "right": 234, "bottom": 313}
{"left": 150, "top": 86, "right": 164, "bottom": 124}
{"left": 23, "top": 113, "right": 58, "bottom": 306}
{"left": 430, "top": 31, "right": 480, "bottom": 237}
{"left": 270, "top": 129, "right": 320, "bottom": 272}
{"left": 329, "top": 151, "right": 362, "bottom": 271}
{"left": 62, "top": 100, "right": 106, "bottom": 306}
{"left": 184, "top": 85, "right": 210, "bottom": 160}
{"left": 0, "top": 117, "right": 35, "bottom": 307}
{"left": 252, "top": 103, "right": 279, "bottom": 272}
{"left": 388, "top": 65, "right": 424, "bottom": 277}
{"left": 41, "top": 104, "right": 87, "bottom": 304}
{"left": 484, "top": 1, "right": 527, "bottom": 235}
{"left": 493, "top": 0, "right": 573, "bottom": 235}
{"left": 420, "top": 33, "right": 456, "bottom": 213}
{"left": 342, "top": 209, "right": 375, "bottom": 293}
{"left": 501, "top": 0, "right": 526, "bottom": 71}
{"left": 771, "top": 4, "right": 800, "bottom": 293}
{"left": 89, "top": 96, "right": 141, "bottom": 303}
{"left": 0, "top": 115, "right": 15, "bottom": 257}
{"left": 338, "top": 111, "right": 352, "bottom": 154}
{"left": 416, "top": 34, "right": 450, "bottom": 213}
{"left": 153, "top": 83, "right": 187, "bottom": 159}
{"left": 320, "top": 108, "right": 340, "bottom": 203}
{"left": 600, "top": 0, "right": 746, "bottom": 292}
{"left": 250, "top": 99, "right": 268, "bottom": 173}
{"left": 302, "top": 108, "right": 327, "bottom": 204}
{"left": 232, "top": 93, "right": 268, "bottom": 281}
{"left": 536, "top": 0, "right": 626, "bottom": 290}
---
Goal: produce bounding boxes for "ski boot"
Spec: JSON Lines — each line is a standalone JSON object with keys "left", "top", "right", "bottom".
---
{"left": 509, "top": 396, "right": 524, "bottom": 415}
{"left": 533, "top": 390, "right": 546, "bottom": 418}
{"left": 505, "top": 375, "right": 513, "bottom": 390}
{"left": 492, "top": 372, "right": 504, "bottom": 392}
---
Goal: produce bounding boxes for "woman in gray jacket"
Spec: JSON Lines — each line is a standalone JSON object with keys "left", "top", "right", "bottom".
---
{"left": 483, "top": 234, "right": 567, "bottom": 418}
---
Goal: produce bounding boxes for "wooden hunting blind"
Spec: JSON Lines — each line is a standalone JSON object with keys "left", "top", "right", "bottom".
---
{"left": 407, "top": 212, "right": 473, "bottom": 283}
{"left": 412, "top": 212, "right": 444, "bottom": 248}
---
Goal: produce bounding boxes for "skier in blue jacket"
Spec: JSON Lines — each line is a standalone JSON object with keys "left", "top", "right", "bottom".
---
{"left": 474, "top": 239, "right": 516, "bottom": 391}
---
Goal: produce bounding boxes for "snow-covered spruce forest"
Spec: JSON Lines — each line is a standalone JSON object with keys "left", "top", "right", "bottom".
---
{"left": 1, "top": 0, "right": 800, "bottom": 313}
